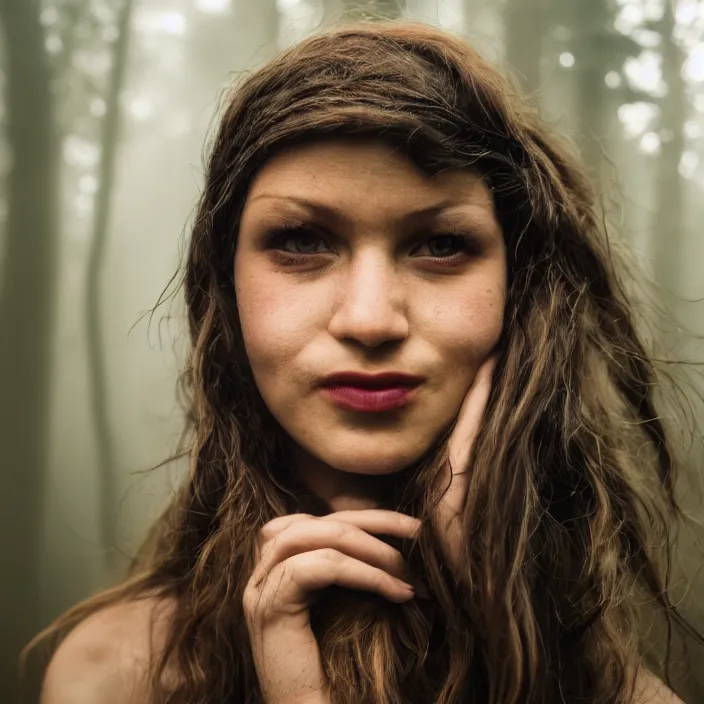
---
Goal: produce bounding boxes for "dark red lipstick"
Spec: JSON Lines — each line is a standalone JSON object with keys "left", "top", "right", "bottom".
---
{"left": 320, "top": 371, "right": 424, "bottom": 412}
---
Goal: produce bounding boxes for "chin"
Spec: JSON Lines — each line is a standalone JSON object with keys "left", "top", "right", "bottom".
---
{"left": 324, "top": 450, "right": 420, "bottom": 476}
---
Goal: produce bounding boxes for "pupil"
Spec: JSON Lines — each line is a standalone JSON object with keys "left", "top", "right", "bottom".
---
{"left": 430, "top": 235, "right": 457, "bottom": 256}
{"left": 295, "top": 235, "right": 320, "bottom": 253}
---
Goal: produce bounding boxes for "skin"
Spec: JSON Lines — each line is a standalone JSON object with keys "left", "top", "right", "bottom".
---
{"left": 242, "top": 358, "right": 497, "bottom": 704}
{"left": 39, "top": 139, "right": 684, "bottom": 704}
{"left": 234, "top": 138, "right": 507, "bottom": 510}
{"left": 234, "top": 139, "right": 507, "bottom": 700}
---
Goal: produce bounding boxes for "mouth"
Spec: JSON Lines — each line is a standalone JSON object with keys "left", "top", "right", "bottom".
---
{"left": 321, "top": 384, "right": 420, "bottom": 412}
{"left": 321, "top": 370, "right": 425, "bottom": 388}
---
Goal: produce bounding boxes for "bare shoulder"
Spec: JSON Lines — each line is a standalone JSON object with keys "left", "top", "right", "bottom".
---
{"left": 41, "top": 595, "right": 177, "bottom": 704}
{"left": 634, "top": 669, "right": 686, "bottom": 703}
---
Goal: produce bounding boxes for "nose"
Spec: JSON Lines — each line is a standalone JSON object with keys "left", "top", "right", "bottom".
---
{"left": 327, "top": 254, "right": 409, "bottom": 348}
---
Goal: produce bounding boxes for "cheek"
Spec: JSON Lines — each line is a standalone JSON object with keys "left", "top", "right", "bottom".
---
{"left": 427, "top": 280, "right": 505, "bottom": 363}
{"left": 235, "top": 271, "right": 318, "bottom": 380}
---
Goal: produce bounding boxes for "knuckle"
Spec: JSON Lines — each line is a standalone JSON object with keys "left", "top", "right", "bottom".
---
{"left": 327, "top": 521, "right": 350, "bottom": 542}
{"left": 262, "top": 516, "right": 342, "bottom": 560}
{"left": 318, "top": 547, "right": 342, "bottom": 564}
{"left": 258, "top": 513, "right": 314, "bottom": 544}
{"left": 286, "top": 547, "right": 336, "bottom": 572}
{"left": 258, "top": 521, "right": 282, "bottom": 544}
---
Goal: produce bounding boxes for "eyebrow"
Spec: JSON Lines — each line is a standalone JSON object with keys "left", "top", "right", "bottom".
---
{"left": 247, "top": 193, "right": 484, "bottom": 227}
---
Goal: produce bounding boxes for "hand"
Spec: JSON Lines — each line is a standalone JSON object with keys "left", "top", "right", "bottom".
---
{"left": 243, "top": 509, "right": 421, "bottom": 704}
{"left": 433, "top": 354, "right": 497, "bottom": 571}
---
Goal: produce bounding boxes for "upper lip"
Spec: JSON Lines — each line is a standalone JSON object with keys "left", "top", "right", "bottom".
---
{"left": 321, "top": 371, "right": 425, "bottom": 388}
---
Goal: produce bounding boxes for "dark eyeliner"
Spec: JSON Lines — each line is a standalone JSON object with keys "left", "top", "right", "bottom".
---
{"left": 262, "top": 224, "right": 330, "bottom": 265}
{"left": 420, "top": 232, "right": 483, "bottom": 265}
{"left": 262, "top": 224, "right": 481, "bottom": 267}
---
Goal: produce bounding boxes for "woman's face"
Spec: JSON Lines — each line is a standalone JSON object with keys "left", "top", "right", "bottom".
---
{"left": 235, "top": 139, "right": 506, "bottom": 503}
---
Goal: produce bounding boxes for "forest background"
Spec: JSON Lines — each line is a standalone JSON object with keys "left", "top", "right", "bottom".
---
{"left": 1, "top": 0, "right": 703, "bottom": 701}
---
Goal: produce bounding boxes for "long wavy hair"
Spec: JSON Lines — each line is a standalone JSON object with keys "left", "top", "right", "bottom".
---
{"left": 26, "top": 18, "right": 704, "bottom": 704}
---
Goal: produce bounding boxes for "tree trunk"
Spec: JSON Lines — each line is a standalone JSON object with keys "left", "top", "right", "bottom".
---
{"left": 322, "top": 0, "right": 404, "bottom": 25}
{"left": 0, "top": 0, "right": 59, "bottom": 700}
{"left": 371, "top": 0, "right": 404, "bottom": 17}
{"left": 503, "top": 0, "right": 549, "bottom": 98}
{"left": 335, "top": 0, "right": 404, "bottom": 20}
{"left": 571, "top": 0, "right": 613, "bottom": 186}
{"left": 54, "top": 0, "right": 91, "bottom": 134}
{"left": 651, "top": 2, "right": 685, "bottom": 291}
{"left": 86, "top": 0, "right": 134, "bottom": 576}
{"left": 322, "top": 0, "right": 345, "bottom": 26}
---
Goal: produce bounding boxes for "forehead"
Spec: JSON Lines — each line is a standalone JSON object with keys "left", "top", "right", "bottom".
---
{"left": 245, "top": 138, "right": 496, "bottom": 217}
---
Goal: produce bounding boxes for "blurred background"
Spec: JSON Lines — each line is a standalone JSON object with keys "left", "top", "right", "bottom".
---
{"left": 0, "top": 0, "right": 703, "bottom": 701}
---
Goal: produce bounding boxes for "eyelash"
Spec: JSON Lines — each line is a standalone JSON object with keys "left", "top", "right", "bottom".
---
{"left": 262, "top": 224, "right": 481, "bottom": 268}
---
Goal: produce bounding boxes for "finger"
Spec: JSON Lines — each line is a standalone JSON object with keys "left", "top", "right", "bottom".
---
{"left": 258, "top": 514, "right": 315, "bottom": 545}
{"left": 256, "top": 510, "right": 419, "bottom": 557}
{"left": 448, "top": 354, "right": 498, "bottom": 474}
{"left": 246, "top": 549, "right": 415, "bottom": 620}
{"left": 436, "top": 354, "right": 498, "bottom": 572}
{"left": 253, "top": 519, "right": 410, "bottom": 589}
{"left": 256, "top": 514, "right": 314, "bottom": 562}
{"left": 319, "top": 509, "right": 421, "bottom": 538}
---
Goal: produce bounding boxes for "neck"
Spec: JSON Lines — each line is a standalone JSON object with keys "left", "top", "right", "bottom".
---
{"left": 288, "top": 442, "right": 404, "bottom": 512}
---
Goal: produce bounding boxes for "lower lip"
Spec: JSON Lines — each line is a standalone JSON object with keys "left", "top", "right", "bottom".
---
{"left": 322, "top": 385, "right": 417, "bottom": 412}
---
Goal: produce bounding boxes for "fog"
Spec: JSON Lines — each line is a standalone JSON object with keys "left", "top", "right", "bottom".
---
{"left": 1, "top": 0, "right": 703, "bottom": 700}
